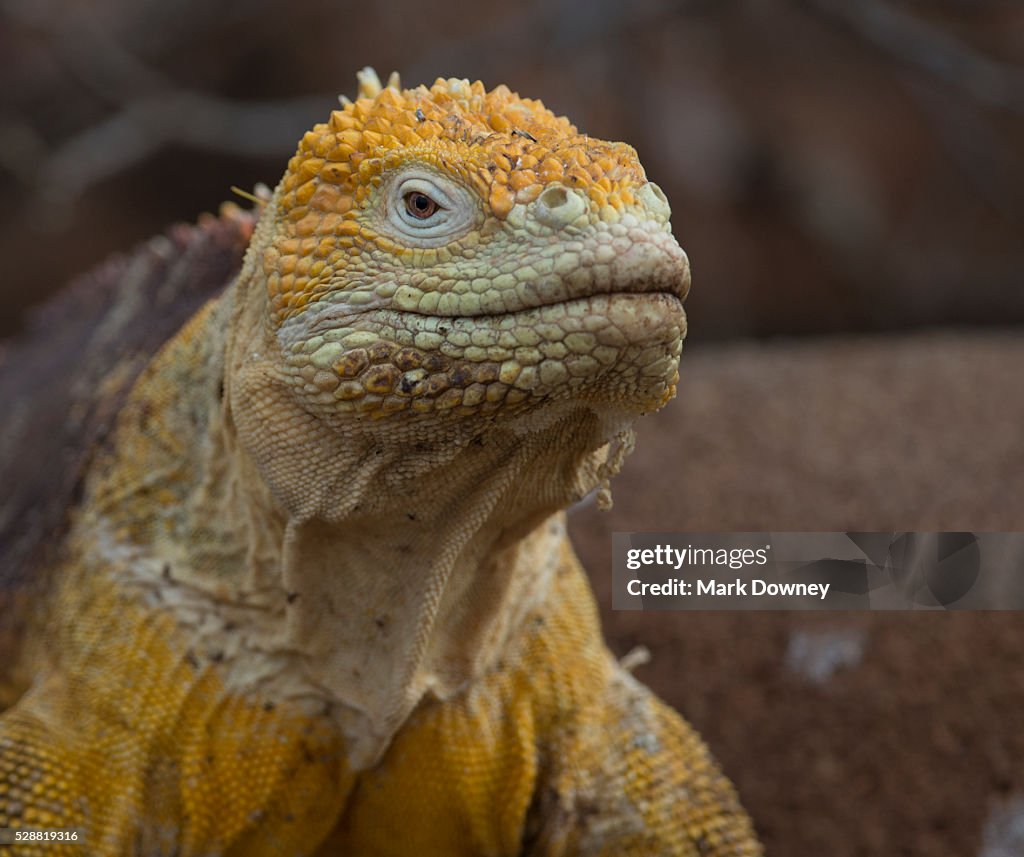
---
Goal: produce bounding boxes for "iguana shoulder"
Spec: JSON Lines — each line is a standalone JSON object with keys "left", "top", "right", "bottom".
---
{"left": 0, "top": 207, "right": 253, "bottom": 704}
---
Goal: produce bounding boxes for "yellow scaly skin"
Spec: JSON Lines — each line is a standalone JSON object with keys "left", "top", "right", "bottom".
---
{"left": 0, "top": 70, "right": 761, "bottom": 855}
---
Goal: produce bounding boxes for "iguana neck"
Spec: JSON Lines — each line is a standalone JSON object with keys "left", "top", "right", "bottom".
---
{"left": 82, "top": 266, "right": 632, "bottom": 767}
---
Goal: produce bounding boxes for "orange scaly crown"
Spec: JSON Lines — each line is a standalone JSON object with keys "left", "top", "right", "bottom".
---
{"left": 263, "top": 70, "right": 649, "bottom": 324}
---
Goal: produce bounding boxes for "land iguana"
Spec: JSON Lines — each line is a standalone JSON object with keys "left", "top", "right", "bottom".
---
{"left": 0, "top": 69, "right": 761, "bottom": 855}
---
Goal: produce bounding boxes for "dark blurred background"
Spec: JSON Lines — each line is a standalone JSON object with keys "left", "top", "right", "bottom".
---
{"left": 2, "top": 0, "right": 1022, "bottom": 341}
{"left": 3, "top": 3, "right": 1024, "bottom": 856}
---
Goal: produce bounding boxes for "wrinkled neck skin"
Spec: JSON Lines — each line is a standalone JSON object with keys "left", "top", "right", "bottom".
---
{"left": 85, "top": 230, "right": 636, "bottom": 770}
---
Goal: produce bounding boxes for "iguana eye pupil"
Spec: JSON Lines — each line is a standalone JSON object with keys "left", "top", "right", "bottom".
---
{"left": 404, "top": 192, "right": 439, "bottom": 219}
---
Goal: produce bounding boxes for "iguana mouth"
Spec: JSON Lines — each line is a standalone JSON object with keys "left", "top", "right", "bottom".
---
{"left": 288, "top": 290, "right": 684, "bottom": 348}
{"left": 385, "top": 287, "right": 685, "bottom": 321}
{"left": 297, "top": 284, "right": 686, "bottom": 341}
{"left": 279, "top": 225, "right": 690, "bottom": 339}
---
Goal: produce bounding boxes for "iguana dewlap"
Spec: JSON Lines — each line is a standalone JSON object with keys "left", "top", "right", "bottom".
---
{"left": 0, "top": 69, "right": 760, "bottom": 855}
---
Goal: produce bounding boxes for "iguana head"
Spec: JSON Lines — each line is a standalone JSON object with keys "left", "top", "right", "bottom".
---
{"left": 197, "top": 72, "right": 693, "bottom": 727}
{"left": 229, "top": 69, "right": 688, "bottom": 518}
{"left": 253, "top": 68, "right": 687, "bottom": 421}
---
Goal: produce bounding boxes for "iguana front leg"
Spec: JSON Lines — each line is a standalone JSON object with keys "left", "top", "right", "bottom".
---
{"left": 0, "top": 573, "right": 353, "bottom": 856}
{"left": 525, "top": 665, "right": 755, "bottom": 856}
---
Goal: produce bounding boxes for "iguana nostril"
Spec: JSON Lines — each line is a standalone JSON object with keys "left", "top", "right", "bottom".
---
{"left": 534, "top": 184, "right": 586, "bottom": 228}
{"left": 539, "top": 187, "right": 568, "bottom": 209}
{"left": 637, "top": 182, "right": 671, "bottom": 220}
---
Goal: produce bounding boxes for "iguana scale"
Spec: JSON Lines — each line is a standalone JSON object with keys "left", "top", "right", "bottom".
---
{"left": 0, "top": 69, "right": 760, "bottom": 856}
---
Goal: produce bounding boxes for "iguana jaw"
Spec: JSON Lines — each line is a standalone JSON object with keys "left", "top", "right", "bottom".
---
{"left": 274, "top": 291, "right": 685, "bottom": 425}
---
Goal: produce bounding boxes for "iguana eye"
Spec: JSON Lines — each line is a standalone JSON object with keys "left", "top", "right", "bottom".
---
{"left": 383, "top": 171, "right": 480, "bottom": 246}
{"left": 404, "top": 191, "right": 440, "bottom": 220}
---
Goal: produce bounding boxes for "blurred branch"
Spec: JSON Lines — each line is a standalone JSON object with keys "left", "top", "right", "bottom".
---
{"left": 29, "top": 91, "right": 332, "bottom": 228}
{"left": 1, "top": 2, "right": 334, "bottom": 225}
{"left": 803, "top": 0, "right": 1024, "bottom": 114}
